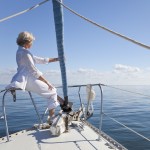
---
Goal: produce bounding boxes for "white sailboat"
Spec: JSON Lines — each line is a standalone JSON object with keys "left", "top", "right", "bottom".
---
{"left": 0, "top": 0, "right": 150, "bottom": 150}
{"left": 0, "top": 84, "right": 127, "bottom": 150}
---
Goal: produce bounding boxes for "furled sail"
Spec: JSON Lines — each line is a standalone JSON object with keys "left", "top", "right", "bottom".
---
{"left": 52, "top": 0, "right": 68, "bottom": 104}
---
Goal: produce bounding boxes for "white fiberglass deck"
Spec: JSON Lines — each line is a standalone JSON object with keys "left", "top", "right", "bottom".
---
{"left": 0, "top": 121, "right": 125, "bottom": 150}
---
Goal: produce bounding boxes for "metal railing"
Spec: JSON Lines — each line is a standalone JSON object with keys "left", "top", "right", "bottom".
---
{"left": 64, "top": 83, "right": 104, "bottom": 140}
{"left": 1, "top": 83, "right": 150, "bottom": 144}
{"left": 58, "top": 83, "right": 150, "bottom": 142}
{"left": 0, "top": 88, "right": 43, "bottom": 142}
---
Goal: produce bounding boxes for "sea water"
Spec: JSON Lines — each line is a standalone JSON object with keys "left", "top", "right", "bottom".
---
{"left": 0, "top": 84, "right": 150, "bottom": 150}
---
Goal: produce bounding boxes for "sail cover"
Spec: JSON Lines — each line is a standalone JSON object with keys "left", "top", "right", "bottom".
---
{"left": 52, "top": 0, "right": 68, "bottom": 104}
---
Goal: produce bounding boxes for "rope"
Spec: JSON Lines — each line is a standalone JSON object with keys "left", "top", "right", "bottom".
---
{"left": 54, "top": 0, "right": 150, "bottom": 50}
{"left": 0, "top": 0, "right": 49, "bottom": 23}
{"left": 103, "top": 112, "right": 150, "bottom": 142}
{"left": 1, "top": 0, "right": 149, "bottom": 50}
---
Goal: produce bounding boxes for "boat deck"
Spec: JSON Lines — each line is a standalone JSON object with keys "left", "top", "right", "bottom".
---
{"left": 0, "top": 121, "right": 126, "bottom": 150}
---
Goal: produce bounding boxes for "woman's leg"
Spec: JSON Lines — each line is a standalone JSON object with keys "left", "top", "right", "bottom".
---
{"left": 25, "top": 77, "right": 59, "bottom": 117}
{"left": 57, "top": 95, "right": 64, "bottom": 105}
{"left": 49, "top": 108, "right": 55, "bottom": 117}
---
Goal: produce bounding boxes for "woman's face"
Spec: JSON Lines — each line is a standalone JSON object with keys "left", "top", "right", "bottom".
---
{"left": 24, "top": 42, "right": 33, "bottom": 49}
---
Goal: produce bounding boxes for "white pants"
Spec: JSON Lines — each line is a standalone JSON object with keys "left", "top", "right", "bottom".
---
{"left": 25, "top": 77, "right": 59, "bottom": 110}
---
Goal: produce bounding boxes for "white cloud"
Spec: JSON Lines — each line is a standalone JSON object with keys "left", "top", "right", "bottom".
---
{"left": 45, "top": 70, "right": 60, "bottom": 75}
{"left": 0, "top": 68, "right": 16, "bottom": 84}
{"left": 114, "top": 64, "right": 141, "bottom": 73}
{"left": 0, "top": 68, "right": 16, "bottom": 75}
{"left": 77, "top": 68, "right": 96, "bottom": 74}
{"left": 1, "top": 64, "right": 150, "bottom": 86}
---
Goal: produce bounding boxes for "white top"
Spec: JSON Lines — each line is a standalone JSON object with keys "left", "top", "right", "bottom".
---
{"left": 6, "top": 46, "right": 49, "bottom": 90}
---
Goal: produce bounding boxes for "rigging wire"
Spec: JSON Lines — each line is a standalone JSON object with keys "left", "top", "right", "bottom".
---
{"left": 54, "top": 0, "right": 150, "bottom": 50}
{"left": 0, "top": 0, "right": 150, "bottom": 50}
{"left": 60, "top": 83, "right": 150, "bottom": 99}
{"left": 0, "top": 0, "right": 49, "bottom": 23}
{"left": 103, "top": 112, "right": 150, "bottom": 142}
{"left": 104, "top": 84, "right": 150, "bottom": 99}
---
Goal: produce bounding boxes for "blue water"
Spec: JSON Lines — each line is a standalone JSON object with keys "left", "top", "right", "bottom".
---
{"left": 0, "top": 85, "right": 150, "bottom": 150}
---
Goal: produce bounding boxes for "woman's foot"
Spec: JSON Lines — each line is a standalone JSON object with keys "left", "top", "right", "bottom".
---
{"left": 47, "top": 115, "right": 55, "bottom": 125}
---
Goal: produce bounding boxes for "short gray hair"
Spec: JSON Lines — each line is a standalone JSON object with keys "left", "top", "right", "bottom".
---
{"left": 16, "top": 31, "right": 35, "bottom": 46}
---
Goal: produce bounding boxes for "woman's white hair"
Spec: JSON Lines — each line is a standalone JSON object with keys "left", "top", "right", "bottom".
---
{"left": 16, "top": 31, "right": 35, "bottom": 46}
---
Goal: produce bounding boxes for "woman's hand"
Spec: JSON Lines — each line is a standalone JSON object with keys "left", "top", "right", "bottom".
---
{"left": 48, "top": 57, "right": 59, "bottom": 63}
{"left": 47, "top": 82, "right": 54, "bottom": 90}
{"left": 48, "top": 56, "right": 66, "bottom": 63}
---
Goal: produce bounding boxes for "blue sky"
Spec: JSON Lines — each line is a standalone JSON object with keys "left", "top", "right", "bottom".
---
{"left": 1, "top": 0, "right": 150, "bottom": 85}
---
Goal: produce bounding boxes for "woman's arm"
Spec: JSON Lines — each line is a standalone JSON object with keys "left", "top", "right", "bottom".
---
{"left": 23, "top": 52, "right": 54, "bottom": 90}
{"left": 33, "top": 56, "right": 59, "bottom": 64}
{"left": 33, "top": 56, "right": 49, "bottom": 64}
{"left": 24, "top": 53, "right": 43, "bottom": 78}
{"left": 38, "top": 76, "right": 54, "bottom": 90}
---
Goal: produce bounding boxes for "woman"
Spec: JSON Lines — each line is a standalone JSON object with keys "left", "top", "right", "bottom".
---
{"left": 6, "top": 31, "right": 67, "bottom": 122}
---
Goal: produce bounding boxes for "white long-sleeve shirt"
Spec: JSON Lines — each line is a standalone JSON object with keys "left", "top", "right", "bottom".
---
{"left": 6, "top": 46, "right": 49, "bottom": 90}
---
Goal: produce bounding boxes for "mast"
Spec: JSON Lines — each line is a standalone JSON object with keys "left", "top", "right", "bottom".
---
{"left": 52, "top": 0, "right": 68, "bottom": 105}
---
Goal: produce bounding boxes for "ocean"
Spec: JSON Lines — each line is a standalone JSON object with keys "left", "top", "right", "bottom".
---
{"left": 0, "top": 84, "right": 150, "bottom": 150}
